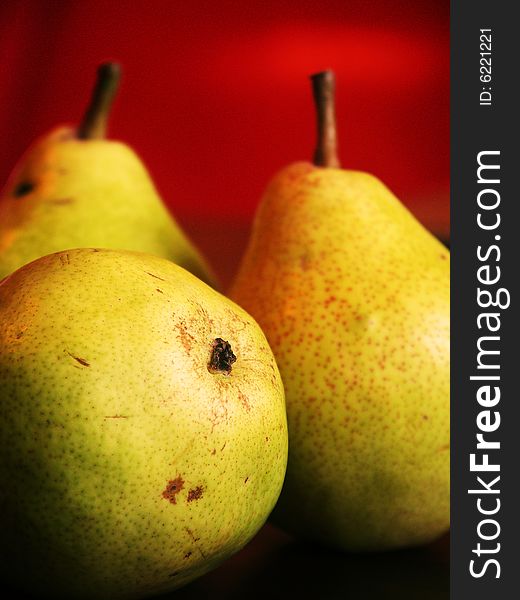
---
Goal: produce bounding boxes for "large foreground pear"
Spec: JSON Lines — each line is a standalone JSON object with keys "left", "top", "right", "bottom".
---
{"left": 230, "top": 71, "right": 449, "bottom": 551}
{"left": 0, "top": 249, "right": 287, "bottom": 599}
{"left": 0, "top": 63, "right": 216, "bottom": 286}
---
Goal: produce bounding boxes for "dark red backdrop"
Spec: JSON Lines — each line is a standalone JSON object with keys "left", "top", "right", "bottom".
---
{"left": 0, "top": 0, "right": 449, "bottom": 282}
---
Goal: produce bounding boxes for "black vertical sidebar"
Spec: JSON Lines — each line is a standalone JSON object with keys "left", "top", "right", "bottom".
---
{"left": 451, "top": 2, "right": 518, "bottom": 598}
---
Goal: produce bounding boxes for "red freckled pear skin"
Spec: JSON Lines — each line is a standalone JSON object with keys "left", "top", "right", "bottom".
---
{"left": 230, "top": 71, "right": 449, "bottom": 551}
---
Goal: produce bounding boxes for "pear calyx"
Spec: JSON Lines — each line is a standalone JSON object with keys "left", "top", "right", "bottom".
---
{"left": 208, "top": 338, "right": 236, "bottom": 375}
{"left": 310, "top": 70, "right": 340, "bottom": 168}
{"left": 77, "top": 62, "right": 121, "bottom": 140}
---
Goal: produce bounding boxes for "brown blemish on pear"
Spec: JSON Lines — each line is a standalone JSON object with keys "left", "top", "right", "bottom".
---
{"left": 162, "top": 476, "right": 185, "bottom": 504}
{"left": 187, "top": 486, "right": 204, "bottom": 502}
{"left": 176, "top": 321, "right": 196, "bottom": 355}
{"left": 13, "top": 181, "right": 35, "bottom": 198}
{"left": 145, "top": 271, "right": 165, "bottom": 281}
{"left": 67, "top": 352, "right": 90, "bottom": 367}
{"left": 48, "top": 197, "right": 75, "bottom": 206}
{"left": 238, "top": 391, "right": 251, "bottom": 412}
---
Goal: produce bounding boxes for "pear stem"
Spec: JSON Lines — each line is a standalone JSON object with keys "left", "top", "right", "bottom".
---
{"left": 310, "top": 70, "right": 340, "bottom": 168}
{"left": 77, "top": 62, "right": 121, "bottom": 140}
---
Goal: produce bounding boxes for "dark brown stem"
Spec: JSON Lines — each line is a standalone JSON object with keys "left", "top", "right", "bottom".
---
{"left": 310, "top": 70, "right": 340, "bottom": 168}
{"left": 77, "top": 62, "right": 121, "bottom": 140}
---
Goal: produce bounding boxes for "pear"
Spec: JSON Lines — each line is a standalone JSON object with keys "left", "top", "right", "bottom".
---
{"left": 0, "top": 63, "right": 217, "bottom": 286}
{"left": 0, "top": 248, "right": 287, "bottom": 599}
{"left": 230, "top": 71, "right": 449, "bottom": 551}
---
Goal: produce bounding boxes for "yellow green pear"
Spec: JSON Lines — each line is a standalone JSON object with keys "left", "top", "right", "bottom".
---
{"left": 0, "top": 248, "right": 287, "bottom": 599}
{"left": 230, "top": 71, "right": 449, "bottom": 551}
{"left": 0, "top": 63, "right": 216, "bottom": 286}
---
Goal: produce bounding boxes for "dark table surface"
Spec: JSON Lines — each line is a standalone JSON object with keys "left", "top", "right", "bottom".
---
{"left": 171, "top": 525, "right": 450, "bottom": 600}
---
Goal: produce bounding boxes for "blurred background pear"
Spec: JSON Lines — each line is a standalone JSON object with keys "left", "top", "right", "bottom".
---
{"left": 0, "top": 62, "right": 217, "bottom": 286}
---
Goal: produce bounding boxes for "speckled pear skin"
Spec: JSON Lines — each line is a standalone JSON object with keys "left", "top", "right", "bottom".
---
{"left": 0, "top": 248, "right": 287, "bottom": 599}
{"left": 0, "top": 128, "right": 217, "bottom": 286}
{"left": 230, "top": 161, "right": 450, "bottom": 551}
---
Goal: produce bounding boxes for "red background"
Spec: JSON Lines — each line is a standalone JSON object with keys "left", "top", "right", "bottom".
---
{"left": 0, "top": 0, "right": 449, "bottom": 286}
